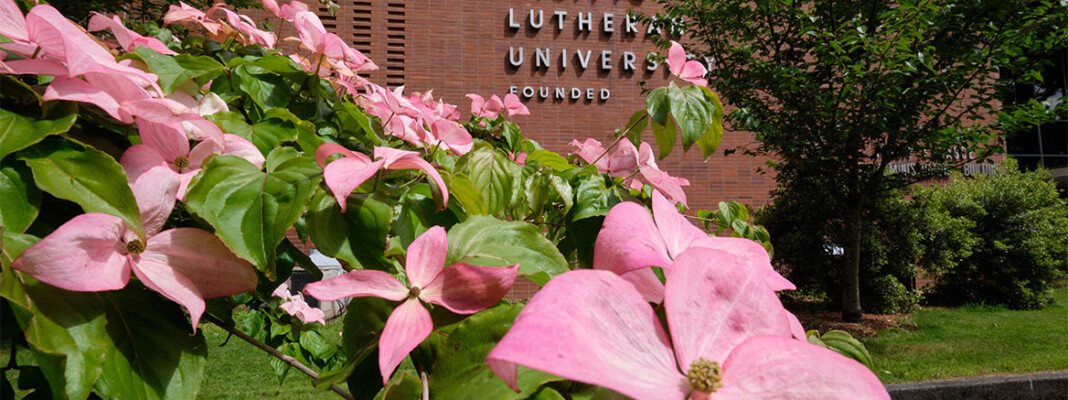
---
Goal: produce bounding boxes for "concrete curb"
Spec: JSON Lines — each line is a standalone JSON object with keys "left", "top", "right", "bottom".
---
{"left": 887, "top": 371, "right": 1068, "bottom": 400}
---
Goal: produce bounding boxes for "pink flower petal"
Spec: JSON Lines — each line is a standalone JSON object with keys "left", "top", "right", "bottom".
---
{"left": 618, "top": 267, "right": 665, "bottom": 304}
{"left": 374, "top": 147, "right": 448, "bottom": 208}
{"left": 182, "top": 118, "right": 225, "bottom": 145}
{"left": 502, "top": 93, "right": 530, "bottom": 116}
{"left": 135, "top": 119, "right": 190, "bottom": 165}
{"left": 420, "top": 262, "right": 518, "bottom": 314}
{"left": 315, "top": 142, "right": 368, "bottom": 169}
{"left": 11, "top": 213, "right": 131, "bottom": 292}
{"left": 487, "top": 270, "right": 686, "bottom": 399}
{"left": 129, "top": 164, "right": 179, "bottom": 237}
{"left": 403, "top": 226, "right": 447, "bottom": 289}
{"left": 678, "top": 61, "right": 708, "bottom": 87}
{"left": 26, "top": 5, "right": 115, "bottom": 77}
{"left": 651, "top": 190, "right": 705, "bottom": 259}
{"left": 121, "top": 144, "right": 169, "bottom": 182}
{"left": 43, "top": 77, "right": 126, "bottom": 122}
{"left": 717, "top": 336, "right": 889, "bottom": 400}
{"left": 280, "top": 297, "right": 326, "bottom": 325}
{"left": 667, "top": 41, "right": 688, "bottom": 78}
{"left": 322, "top": 157, "right": 384, "bottom": 211}
{"left": 0, "top": 58, "right": 68, "bottom": 76}
{"left": 130, "top": 252, "right": 206, "bottom": 331}
{"left": 141, "top": 228, "right": 257, "bottom": 299}
{"left": 221, "top": 134, "right": 264, "bottom": 169}
{"left": 691, "top": 237, "right": 796, "bottom": 292}
{"left": 569, "top": 138, "right": 606, "bottom": 169}
{"left": 665, "top": 248, "right": 794, "bottom": 369}
{"left": 378, "top": 298, "right": 432, "bottom": 384}
{"left": 0, "top": 0, "right": 28, "bottom": 43}
{"left": 593, "top": 201, "right": 671, "bottom": 276}
{"left": 303, "top": 269, "right": 408, "bottom": 302}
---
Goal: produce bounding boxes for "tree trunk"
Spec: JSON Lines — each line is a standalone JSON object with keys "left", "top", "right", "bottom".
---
{"left": 840, "top": 203, "right": 864, "bottom": 323}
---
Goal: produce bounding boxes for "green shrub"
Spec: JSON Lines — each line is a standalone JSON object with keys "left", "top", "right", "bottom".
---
{"left": 755, "top": 179, "right": 922, "bottom": 314}
{"left": 914, "top": 159, "right": 1068, "bottom": 309}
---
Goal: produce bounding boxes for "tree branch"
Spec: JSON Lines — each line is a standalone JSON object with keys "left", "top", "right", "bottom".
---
{"left": 204, "top": 315, "right": 355, "bottom": 400}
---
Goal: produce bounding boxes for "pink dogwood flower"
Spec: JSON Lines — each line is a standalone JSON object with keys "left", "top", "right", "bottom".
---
{"left": 121, "top": 132, "right": 262, "bottom": 201}
{"left": 501, "top": 93, "right": 530, "bottom": 117}
{"left": 466, "top": 94, "right": 503, "bottom": 118}
{"left": 487, "top": 249, "right": 889, "bottom": 400}
{"left": 273, "top": 282, "right": 326, "bottom": 325}
{"left": 666, "top": 41, "right": 708, "bottom": 87}
{"left": 11, "top": 166, "right": 258, "bottom": 332}
{"left": 316, "top": 144, "right": 448, "bottom": 211}
{"left": 304, "top": 226, "right": 518, "bottom": 383}
{"left": 163, "top": 2, "right": 224, "bottom": 35}
{"left": 594, "top": 191, "right": 795, "bottom": 303}
{"left": 570, "top": 139, "right": 689, "bottom": 205}
{"left": 88, "top": 13, "right": 177, "bottom": 55}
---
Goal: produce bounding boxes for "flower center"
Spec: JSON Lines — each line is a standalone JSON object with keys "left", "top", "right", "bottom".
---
{"left": 408, "top": 286, "right": 421, "bottom": 298}
{"left": 125, "top": 239, "right": 146, "bottom": 255}
{"left": 687, "top": 358, "right": 723, "bottom": 394}
{"left": 174, "top": 156, "right": 190, "bottom": 170}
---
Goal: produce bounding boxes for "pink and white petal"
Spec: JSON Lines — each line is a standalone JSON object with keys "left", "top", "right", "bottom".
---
{"left": 487, "top": 270, "right": 687, "bottom": 400}
{"left": 315, "top": 142, "right": 367, "bottom": 169}
{"left": 378, "top": 298, "right": 433, "bottom": 384}
{"left": 130, "top": 254, "right": 206, "bottom": 332}
{"left": 11, "top": 213, "right": 131, "bottom": 292}
{"left": 641, "top": 166, "right": 688, "bottom": 206}
{"left": 0, "top": 0, "right": 28, "bottom": 43}
{"left": 182, "top": 118, "right": 225, "bottom": 145}
{"left": 717, "top": 336, "right": 889, "bottom": 400}
{"left": 197, "top": 92, "right": 229, "bottom": 115}
{"left": 502, "top": 93, "right": 530, "bottom": 116}
{"left": 222, "top": 134, "right": 264, "bottom": 169}
{"left": 130, "top": 165, "right": 179, "bottom": 237}
{"left": 120, "top": 144, "right": 169, "bottom": 182}
{"left": 42, "top": 77, "right": 125, "bottom": 122}
{"left": 651, "top": 191, "right": 706, "bottom": 259}
{"left": 26, "top": 5, "right": 115, "bottom": 77}
{"left": 420, "top": 262, "right": 518, "bottom": 314}
{"left": 593, "top": 201, "right": 672, "bottom": 276}
{"left": 303, "top": 269, "right": 408, "bottom": 302}
{"left": 403, "top": 226, "right": 448, "bottom": 289}
{"left": 281, "top": 298, "right": 326, "bottom": 325}
{"left": 569, "top": 138, "right": 605, "bottom": 167}
{"left": 691, "top": 237, "right": 795, "bottom": 291}
{"left": 619, "top": 267, "right": 666, "bottom": 304}
{"left": 665, "top": 248, "right": 793, "bottom": 370}
{"left": 785, "top": 310, "right": 806, "bottom": 340}
{"left": 375, "top": 148, "right": 449, "bottom": 207}
{"left": 678, "top": 61, "right": 708, "bottom": 87}
{"left": 141, "top": 228, "right": 257, "bottom": 298}
{"left": 136, "top": 119, "right": 190, "bottom": 164}
{"left": 667, "top": 41, "right": 687, "bottom": 78}
{"left": 0, "top": 59, "right": 69, "bottom": 76}
{"left": 322, "top": 158, "right": 384, "bottom": 211}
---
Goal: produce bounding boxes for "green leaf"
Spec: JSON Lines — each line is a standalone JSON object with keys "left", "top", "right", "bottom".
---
{"left": 695, "top": 87, "right": 725, "bottom": 159}
{"left": 443, "top": 173, "right": 488, "bottom": 216}
{"left": 817, "top": 330, "right": 874, "bottom": 370}
{"left": 392, "top": 187, "right": 460, "bottom": 249}
{"left": 445, "top": 216, "right": 568, "bottom": 286}
{"left": 667, "top": 85, "right": 716, "bottom": 153}
{"left": 650, "top": 117, "right": 677, "bottom": 160}
{"left": 0, "top": 161, "right": 40, "bottom": 233}
{"left": 131, "top": 47, "right": 224, "bottom": 93}
{"left": 19, "top": 138, "right": 144, "bottom": 238}
{"left": 0, "top": 268, "right": 108, "bottom": 400}
{"left": 620, "top": 110, "right": 649, "bottom": 146}
{"left": 184, "top": 150, "right": 321, "bottom": 279}
{"left": 233, "top": 65, "right": 293, "bottom": 110}
{"left": 94, "top": 283, "right": 208, "bottom": 400}
{"left": 0, "top": 109, "right": 76, "bottom": 160}
{"left": 570, "top": 174, "right": 619, "bottom": 221}
{"left": 306, "top": 188, "right": 394, "bottom": 271}
{"left": 455, "top": 147, "right": 520, "bottom": 215}
{"left": 524, "top": 150, "right": 570, "bottom": 172}
{"left": 429, "top": 304, "right": 561, "bottom": 399}
{"left": 645, "top": 87, "right": 670, "bottom": 126}
{"left": 227, "top": 55, "right": 308, "bottom": 82}
{"left": 205, "top": 111, "right": 299, "bottom": 156}
{"left": 549, "top": 175, "right": 574, "bottom": 216}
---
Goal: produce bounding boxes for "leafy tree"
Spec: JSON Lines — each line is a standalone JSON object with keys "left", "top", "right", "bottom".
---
{"left": 654, "top": 0, "right": 1068, "bottom": 321}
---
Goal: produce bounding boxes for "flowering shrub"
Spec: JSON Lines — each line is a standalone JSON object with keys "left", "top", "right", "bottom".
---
{"left": 0, "top": 0, "right": 888, "bottom": 398}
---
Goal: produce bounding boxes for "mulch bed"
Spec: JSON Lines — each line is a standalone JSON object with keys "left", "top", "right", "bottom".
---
{"left": 794, "top": 310, "right": 915, "bottom": 338}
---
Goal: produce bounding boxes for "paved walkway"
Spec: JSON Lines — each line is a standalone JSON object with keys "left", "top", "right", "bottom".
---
{"left": 887, "top": 370, "right": 1068, "bottom": 400}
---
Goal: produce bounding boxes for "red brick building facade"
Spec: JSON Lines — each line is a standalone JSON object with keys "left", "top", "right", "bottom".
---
{"left": 260, "top": 0, "right": 780, "bottom": 212}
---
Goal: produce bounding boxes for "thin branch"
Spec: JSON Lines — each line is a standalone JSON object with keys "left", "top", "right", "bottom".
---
{"left": 204, "top": 315, "right": 355, "bottom": 400}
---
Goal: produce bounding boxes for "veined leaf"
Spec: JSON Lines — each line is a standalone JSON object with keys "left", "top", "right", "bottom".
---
{"left": 0, "top": 108, "right": 76, "bottom": 160}
{"left": 445, "top": 216, "right": 568, "bottom": 285}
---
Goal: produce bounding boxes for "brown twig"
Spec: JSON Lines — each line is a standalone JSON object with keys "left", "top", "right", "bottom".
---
{"left": 204, "top": 315, "right": 355, "bottom": 400}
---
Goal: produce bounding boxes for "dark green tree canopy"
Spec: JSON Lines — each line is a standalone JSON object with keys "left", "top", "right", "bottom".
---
{"left": 653, "top": 0, "right": 1067, "bottom": 320}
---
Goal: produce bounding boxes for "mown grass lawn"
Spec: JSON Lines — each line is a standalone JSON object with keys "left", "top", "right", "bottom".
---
{"left": 198, "top": 317, "right": 344, "bottom": 399}
{"left": 863, "top": 285, "right": 1068, "bottom": 384}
